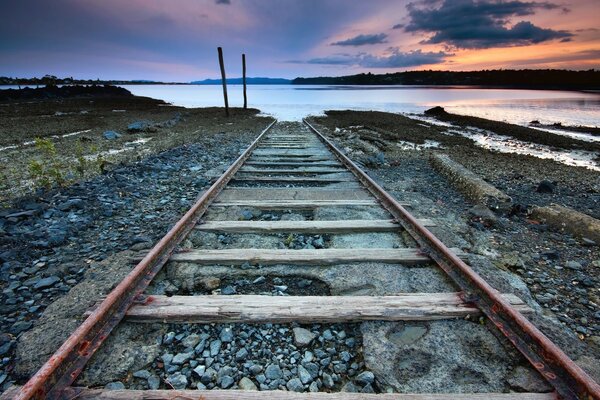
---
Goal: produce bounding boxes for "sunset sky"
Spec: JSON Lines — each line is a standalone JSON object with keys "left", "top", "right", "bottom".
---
{"left": 1, "top": 0, "right": 599, "bottom": 81}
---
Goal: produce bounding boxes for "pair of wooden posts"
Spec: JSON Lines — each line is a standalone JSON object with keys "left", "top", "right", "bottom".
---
{"left": 217, "top": 47, "right": 247, "bottom": 117}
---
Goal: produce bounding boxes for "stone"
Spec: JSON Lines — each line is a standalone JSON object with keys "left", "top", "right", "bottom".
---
{"left": 265, "top": 364, "right": 283, "bottom": 380}
{"left": 33, "top": 275, "right": 60, "bottom": 289}
{"left": 193, "top": 365, "right": 206, "bottom": 377}
{"left": 468, "top": 204, "right": 497, "bottom": 226}
{"left": 181, "top": 334, "right": 201, "bottom": 348}
{"left": 103, "top": 130, "right": 121, "bottom": 140}
{"left": 286, "top": 377, "right": 304, "bottom": 392}
{"left": 172, "top": 352, "right": 193, "bottom": 365}
{"left": 322, "top": 372, "right": 335, "bottom": 388}
{"left": 167, "top": 372, "right": 188, "bottom": 389}
{"left": 132, "top": 369, "right": 151, "bottom": 379}
{"left": 293, "top": 327, "right": 317, "bottom": 347}
{"left": 249, "top": 364, "right": 263, "bottom": 375}
{"left": 565, "top": 261, "right": 582, "bottom": 270}
{"left": 209, "top": 339, "right": 222, "bottom": 356}
{"left": 220, "top": 327, "right": 234, "bottom": 342}
{"left": 220, "top": 375, "right": 234, "bottom": 389}
{"left": 238, "top": 377, "right": 258, "bottom": 390}
{"left": 147, "top": 375, "right": 160, "bottom": 390}
{"left": 235, "top": 347, "right": 249, "bottom": 361}
{"left": 341, "top": 381, "right": 360, "bottom": 392}
{"left": 355, "top": 371, "right": 375, "bottom": 385}
{"left": 298, "top": 365, "right": 312, "bottom": 384}
{"left": 309, "top": 381, "right": 319, "bottom": 392}
{"left": 105, "top": 381, "right": 125, "bottom": 390}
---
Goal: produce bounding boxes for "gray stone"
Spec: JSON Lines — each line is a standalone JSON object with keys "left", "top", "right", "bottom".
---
{"left": 220, "top": 375, "right": 234, "bottom": 389}
{"left": 309, "top": 381, "right": 319, "bottom": 392}
{"left": 565, "top": 261, "right": 582, "bottom": 270}
{"left": 103, "top": 130, "right": 121, "bottom": 140}
{"left": 105, "top": 381, "right": 125, "bottom": 390}
{"left": 249, "top": 364, "right": 263, "bottom": 375}
{"left": 33, "top": 276, "right": 60, "bottom": 289}
{"left": 322, "top": 372, "right": 335, "bottom": 388}
{"left": 172, "top": 351, "right": 193, "bottom": 365}
{"left": 193, "top": 365, "right": 206, "bottom": 377}
{"left": 209, "top": 339, "right": 222, "bottom": 356}
{"left": 286, "top": 377, "right": 304, "bottom": 392}
{"left": 133, "top": 369, "right": 151, "bottom": 379}
{"left": 298, "top": 365, "right": 312, "bottom": 384}
{"left": 181, "top": 334, "right": 201, "bottom": 348}
{"left": 293, "top": 327, "right": 317, "bottom": 347}
{"left": 220, "top": 327, "right": 234, "bottom": 342}
{"left": 235, "top": 347, "right": 249, "bottom": 361}
{"left": 167, "top": 372, "right": 188, "bottom": 389}
{"left": 147, "top": 375, "right": 160, "bottom": 390}
{"left": 238, "top": 376, "right": 258, "bottom": 390}
{"left": 355, "top": 371, "right": 375, "bottom": 385}
{"left": 341, "top": 381, "right": 360, "bottom": 392}
{"left": 265, "top": 364, "right": 283, "bottom": 380}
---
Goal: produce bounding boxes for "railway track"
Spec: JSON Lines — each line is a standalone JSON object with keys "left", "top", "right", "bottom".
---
{"left": 4, "top": 120, "right": 600, "bottom": 399}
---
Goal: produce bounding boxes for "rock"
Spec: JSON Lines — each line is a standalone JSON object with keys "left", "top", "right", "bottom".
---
{"left": 193, "top": 365, "right": 206, "bottom": 377}
{"left": 147, "top": 375, "right": 160, "bottom": 390}
{"left": 220, "top": 375, "right": 235, "bottom": 389}
{"left": 286, "top": 377, "right": 304, "bottom": 392}
{"left": 103, "top": 130, "right": 121, "bottom": 140}
{"left": 11, "top": 321, "right": 32, "bottom": 335}
{"left": 322, "top": 372, "right": 335, "bottom": 388}
{"left": 298, "top": 365, "right": 312, "bottom": 384}
{"left": 235, "top": 347, "right": 249, "bottom": 361}
{"left": 240, "top": 210, "right": 254, "bottom": 220}
{"left": 309, "top": 381, "right": 319, "bottom": 392}
{"left": 293, "top": 327, "right": 317, "bottom": 347}
{"left": 167, "top": 372, "right": 188, "bottom": 389}
{"left": 33, "top": 275, "right": 61, "bottom": 289}
{"left": 181, "top": 334, "right": 201, "bottom": 348}
{"left": 127, "top": 120, "right": 152, "bottom": 133}
{"left": 507, "top": 366, "right": 552, "bottom": 392}
{"left": 209, "top": 339, "right": 222, "bottom": 356}
{"left": 221, "top": 286, "right": 236, "bottom": 295}
{"left": 265, "top": 364, "right": 283, "bottom": 380}
{"left": 105, "top": 381, "right": 125, "bottom": 390}
{"left": 565, "top": 261, "right": 582, "bottom": 270}
{"left": 57, "top": 198, "right": 85, "bottom": 211}
{"left": 355, "top": 371, "right": 375, "bottom": 386}
{"left": 172, "top": 352, "right": 193, "bottom": 365}
{"left": 536, "top": 180, "right": 555, "bottom": 193}
{"left": 133, "top": 369, "right": 151, "bottom": 379}
{"left": 424, "top": 106, "right": 447, "bottom": 116}
{"left": 341, "top": 381, "right": 360, "bottom": 392}
{"left": 249, "top": 364, "right": 263, "bottom": 375}
{"left": 238, "top": 377, "right": 258, "bottom": 390}
{"left": 220, "top": 327, "right": 234, "bottom": 342}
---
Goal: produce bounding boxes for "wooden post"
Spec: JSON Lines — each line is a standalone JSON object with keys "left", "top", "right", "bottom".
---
{"left": 217, "top": 47, "right": 229, "bottom": 117}
{"left": 242, "top": 53, "right": 247, "bottom": 109}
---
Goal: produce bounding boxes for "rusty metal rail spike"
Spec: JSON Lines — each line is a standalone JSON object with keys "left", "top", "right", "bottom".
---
{"left": 303, "top": 118, "right": 600, "bottom": 400}
{"left": 11, "top": 120, "right": 277, "bottom": 400}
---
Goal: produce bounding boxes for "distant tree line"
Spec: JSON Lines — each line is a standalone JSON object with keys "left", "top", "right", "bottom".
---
{"left": 291, "top": 69, "right": 600, "bottom": 90}
{"left": 0, "top": 75, "right": 175, "bottom": 86}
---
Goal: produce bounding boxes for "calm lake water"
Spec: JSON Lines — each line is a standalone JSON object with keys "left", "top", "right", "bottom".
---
{"left": 120, "top": 84, "right": 600, "bottom": 126}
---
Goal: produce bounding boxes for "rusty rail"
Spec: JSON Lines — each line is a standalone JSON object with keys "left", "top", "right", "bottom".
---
{"left": 303, "top": 118, "right": 600, "bottom": 400}
{"left": 11, "top": 120, "right": 276, "bottom": 400}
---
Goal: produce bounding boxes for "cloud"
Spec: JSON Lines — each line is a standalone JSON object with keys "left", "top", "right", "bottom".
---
{"left": 392, "top": 23, "right": 404, "bottom": 29}
{"left": 215, "top": 0, "right": 230, "bottom": 4}
{"left": 290, "top": 48, "right": 450, "bottom": 68}
{"left": 404, "top": 0, "right": 573, "bottom": 48}
{"left": 331, "top": 33, "right": 388, "bottom": 46}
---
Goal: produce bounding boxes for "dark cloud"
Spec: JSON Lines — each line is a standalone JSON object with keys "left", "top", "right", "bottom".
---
{"left": 404, "top": 0, "right": 573, "bottom": 48}
{"left": 392, "top": 23, "right": 404, "bottom": 29}
{"left": 215, "top": 0, "right": 230, "bottom": 4}
{"left": 331, "top": 33, "right": 388, "bottom": 46}
{"left": 291, "top": 48, "right": 449, "bottom": 68}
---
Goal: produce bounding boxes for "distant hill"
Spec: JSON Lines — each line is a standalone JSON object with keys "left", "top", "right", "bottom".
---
{"left": 291, "top": 69, "right": 600, "bottom": 90}
{"left": 191, "top": 77, "right": 291, "bottom": 85}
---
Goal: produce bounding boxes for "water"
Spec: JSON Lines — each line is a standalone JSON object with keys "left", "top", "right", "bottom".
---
{"left": 119, "top": 84, "right": 600, "bottom": 127}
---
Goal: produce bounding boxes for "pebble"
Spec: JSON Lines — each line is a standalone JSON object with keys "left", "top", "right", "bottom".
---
{"left": 293, "top": 327, "right": 317, "bottom": 347}
{"left": 167, "top": 372, "right": 188, "bottom": 389}
{"left": 286, "top": 377, "right": 304, "bottom": 392}
{"left": 238, "top": 376, "right": 258, "bottom": 390}
{"left": 105, "top": 381, "right": 125, "bottom": 390}
{"left": 265, "top": 364, "right": 283, "bottom": 380}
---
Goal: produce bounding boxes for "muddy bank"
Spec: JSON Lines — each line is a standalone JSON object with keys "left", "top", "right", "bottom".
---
{"left": 0, "top": 92, "right": 265, "bottom": 201}
{"left": 424, "top": 106, "right": 599, "bottom": 151}
{"left": 0, "top": 84, "right": 133, "bottom": 101}
{"left": 308, "top": 111, "right": 599, "bottom": 377}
